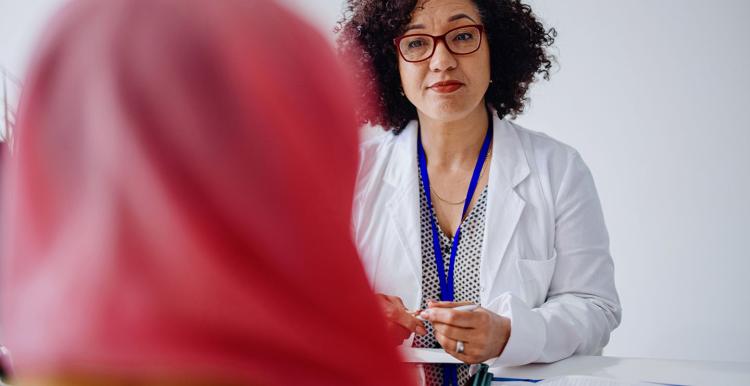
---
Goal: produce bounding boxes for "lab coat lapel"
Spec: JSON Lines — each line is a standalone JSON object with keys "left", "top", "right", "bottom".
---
{"left": 384, "top": 121, "right": 423, "bottom": 287}
{"left": 481, "top": 117, "right": 530, "bottom": 299}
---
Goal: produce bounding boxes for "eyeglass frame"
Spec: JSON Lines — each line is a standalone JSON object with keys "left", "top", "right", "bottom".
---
{"left": 393, "top": 24, "right": 485, "bottom": 63}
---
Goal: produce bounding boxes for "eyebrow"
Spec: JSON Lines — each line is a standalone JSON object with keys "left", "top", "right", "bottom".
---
{"left": 404, "top": 13, "right": 478, "bottom": 33}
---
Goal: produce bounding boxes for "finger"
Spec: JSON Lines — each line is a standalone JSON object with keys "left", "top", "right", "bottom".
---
{"left": 386, "top": 322, "right": 413, "bottom": 345}
{"left": 376, "top": 294, "right": 397, "bottom": 312}
{"left": 379, "top": 296, "right": 408, "bottom": 318}
{"left": 395, "top": 309, "right": 426, "bottom": 333}
{"left": 427, "top": 300, "right": 474, "bottom": 308}
{"left": 387, "top": 295, "right": 407, "bottom": 309}
{"left": 378, "top": 295, "right": 427, "bottom": 334}
{"left": 433, "top": 329, "right": 453, "bottom": 352}
{"left": 435, "top": 331, "right": 484, "bottom": 364}
{"left": 431, "top": 321, "right": 473, "bottom": 342}
{"left": 419, "top": 307, "right": 476, "bottom": 327}
{"left": 378, "top": 294, "right": 407, "bottom": 313}
{"left": 434, "top": 330, "right": 468, "bottom": 357}
{"left": 379, "top": 303, "right": 426, "bottom": 335}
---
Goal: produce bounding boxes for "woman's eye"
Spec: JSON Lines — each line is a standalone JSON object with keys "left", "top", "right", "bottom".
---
{"left": 455, "top": 32, "right": 474, "bottom": 41}
{"left": 408, "top": 40, "right": 424, "bottom": 49}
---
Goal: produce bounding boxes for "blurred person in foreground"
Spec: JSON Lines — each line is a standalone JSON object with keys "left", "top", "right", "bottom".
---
{"left": 339, "top": 0, "right": 621, "bottom": 385}
{"left": 0, "top": 0, "right": 415, "bottom": 385}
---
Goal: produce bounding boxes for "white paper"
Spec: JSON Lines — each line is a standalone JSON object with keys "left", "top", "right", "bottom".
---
{"left": 400, "top": 347, "right": 463, "bottom": 363}
{"left": 532, "top": 375, "right": 652, "bottom": 386}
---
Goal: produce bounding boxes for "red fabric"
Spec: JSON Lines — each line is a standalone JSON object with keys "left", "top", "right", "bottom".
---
{"left": 0, "top": 0, "right": 413, "bottom": 385}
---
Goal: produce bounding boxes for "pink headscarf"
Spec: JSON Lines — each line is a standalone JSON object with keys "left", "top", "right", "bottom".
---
{"left": 1, "top": 0, "right": 413, "bottom": 384}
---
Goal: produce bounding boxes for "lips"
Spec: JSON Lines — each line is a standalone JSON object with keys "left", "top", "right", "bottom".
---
{"left": 429, "top": 80, "right": 464, "bottom": 93}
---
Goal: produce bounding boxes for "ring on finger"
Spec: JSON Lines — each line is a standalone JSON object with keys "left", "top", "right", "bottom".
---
{"left": 456, "top": 340, "right": 465, "bottom": 354}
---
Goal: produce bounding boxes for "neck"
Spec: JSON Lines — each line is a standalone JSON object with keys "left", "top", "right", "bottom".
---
{"left": 419, "top": 103, "right": 489, "bottom": 171}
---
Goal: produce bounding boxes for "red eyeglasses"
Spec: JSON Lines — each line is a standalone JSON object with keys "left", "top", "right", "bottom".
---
{"left": 394, "top": 24, "right": 484, "bottom": 62}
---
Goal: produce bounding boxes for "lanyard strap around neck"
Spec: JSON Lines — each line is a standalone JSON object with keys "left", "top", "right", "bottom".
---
{"left": 416, "top": 117, "right": 493, "bottom": 302}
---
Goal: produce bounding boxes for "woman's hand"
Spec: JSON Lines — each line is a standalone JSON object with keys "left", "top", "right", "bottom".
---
{"left": 376, "top": 294, "right": 427, "bottom": 345}
{"left": 420, "top": 301, "right": 511, "bottom": 364}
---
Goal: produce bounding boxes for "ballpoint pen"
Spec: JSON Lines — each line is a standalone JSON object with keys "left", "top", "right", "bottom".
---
{"left": 413, "top": 303, "right": 480, "bottom": 321}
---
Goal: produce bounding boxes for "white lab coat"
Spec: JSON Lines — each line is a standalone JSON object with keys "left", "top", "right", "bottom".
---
{"left": 352, "top": 114, "right": 622, "bottom": 368}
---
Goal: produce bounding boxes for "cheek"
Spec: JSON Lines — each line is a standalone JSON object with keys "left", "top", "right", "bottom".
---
{"left": 480, "top": 49, "right": 491, "bottom": 81}
{"left": 465, "top": 45, "right": 491, "bottom": 83}
{"left": 398, "top": 62, "right": 423, "bottom": 93}
{"left": 463, "top": 57, "right": 491, "bottom": 94}
{"left": 397, "top": 61, "right": 407, "bottom": 89}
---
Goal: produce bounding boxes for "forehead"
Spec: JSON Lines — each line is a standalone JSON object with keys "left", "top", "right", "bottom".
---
{"left": 409, "top": 0, "right": 481, "bottom": 25}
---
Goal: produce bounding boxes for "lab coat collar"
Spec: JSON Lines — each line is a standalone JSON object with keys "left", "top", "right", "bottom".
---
{"left": 382, "top": 111, "right": 530, "bottom": 189}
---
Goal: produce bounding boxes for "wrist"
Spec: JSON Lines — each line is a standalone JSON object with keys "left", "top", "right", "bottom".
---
{"left": 494, "top": 315, "right": 511, "bottom": 357}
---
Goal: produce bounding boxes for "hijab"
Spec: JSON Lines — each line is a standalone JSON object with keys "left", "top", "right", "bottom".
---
{"left": 1, "top": 0, "right": 413, "bottom": 384}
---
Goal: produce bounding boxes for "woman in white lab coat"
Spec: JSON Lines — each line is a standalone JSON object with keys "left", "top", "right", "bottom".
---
{"left": 339, "top": 0, "right": 621, "bottom": 385}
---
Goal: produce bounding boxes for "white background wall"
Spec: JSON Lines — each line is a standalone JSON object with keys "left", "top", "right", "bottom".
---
{"left": 2, "top": 0, "right": 749, "bottom": 363}
{"left": 516, "top": 0, "right": 750, "bottom": 363}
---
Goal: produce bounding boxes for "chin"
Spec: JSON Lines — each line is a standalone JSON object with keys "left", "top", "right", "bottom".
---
{"left": 421, "top": 100, "right": 481, "bottom": 123}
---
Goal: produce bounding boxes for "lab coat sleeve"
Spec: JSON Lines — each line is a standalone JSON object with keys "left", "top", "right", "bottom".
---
{"left": 487, "top": 151, "right": 622, "bottom": 366}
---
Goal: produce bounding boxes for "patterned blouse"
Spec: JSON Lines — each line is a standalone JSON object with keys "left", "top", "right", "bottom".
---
{"left": 413, "top": 177, "right": 488, "bottom": 386}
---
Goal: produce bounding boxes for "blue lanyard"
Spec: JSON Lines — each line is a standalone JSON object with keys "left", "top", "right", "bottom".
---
{"left": 417, "top": 118, "right": 492, "bottom": 386}
{"left": 417, "top": 121, "right": 492, "bottom": 302}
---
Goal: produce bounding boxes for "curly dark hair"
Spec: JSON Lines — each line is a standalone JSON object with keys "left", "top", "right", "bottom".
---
{"left": 336, "top": 0, "right": 556, "bottom": 132}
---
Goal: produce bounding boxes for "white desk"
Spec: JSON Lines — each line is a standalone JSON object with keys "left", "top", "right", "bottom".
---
{"left": 490, "top": 355, "right": 750, "bottom": 386}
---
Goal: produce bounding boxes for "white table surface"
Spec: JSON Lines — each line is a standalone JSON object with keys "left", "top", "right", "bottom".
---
{"left": 490, "top": 355, "right": 750, "bottom": 386}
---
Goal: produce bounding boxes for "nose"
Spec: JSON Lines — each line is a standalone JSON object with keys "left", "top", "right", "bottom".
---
{"left": 428, "top": 39, "right": 457, "bottom": 72}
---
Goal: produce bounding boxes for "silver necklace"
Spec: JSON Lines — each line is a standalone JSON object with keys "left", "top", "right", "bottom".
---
{"left": 430, "top": 147, "right": 492, "bottom": 206}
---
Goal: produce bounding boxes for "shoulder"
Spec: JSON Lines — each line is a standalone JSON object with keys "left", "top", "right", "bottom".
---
{"left": 504, "top": 120, "right": 581, "bottom": 164}
{"left": 503, "top": 120, "right": 589, "bottom": 181}
{"left": 356, "top": 128, "right": 397, "bottom": 186}
{"left": 351, "top": 127, "right": 406, "bottom": 249}
{"left": 500, "top": 120, "right": 595, "bottom": 203}
{"left": 356, "top": 120, "right": 418, "bottom": 187}
{"left": 359, "top": 128, "right": 397, "bottom": 163}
